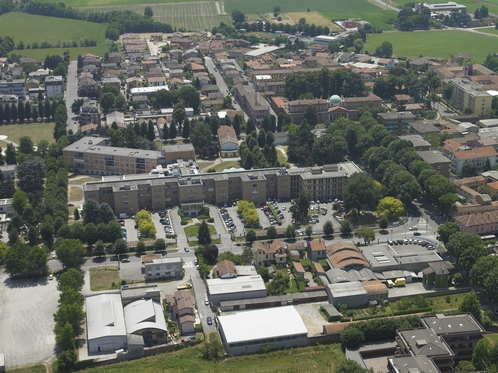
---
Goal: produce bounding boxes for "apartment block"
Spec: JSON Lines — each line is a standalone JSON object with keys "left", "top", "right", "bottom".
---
{"left": 45, "top": 76, "right": 64, "bottom": 98}
{"left": 445, "top": 77, "right": 493, "bottom": 117}
{"left": 407, "top": 120, "right": 440, "bottom": 150}
{"left": 377, "top": 112, "right": 416, "bottom": 135}
{"left": 0, "top": 79, "right": 25, "bottom": 99}
{"left": 233, "top": 83, "right": 269, "bottom": 123}
{"left": 442, "top": 139, "right": 497, "bottom": 174}
{"left": 83, "top": 162, "right": 362, "bottom": 215}
{"left": 144, "top": 257, "right": 183, "bottom": 280}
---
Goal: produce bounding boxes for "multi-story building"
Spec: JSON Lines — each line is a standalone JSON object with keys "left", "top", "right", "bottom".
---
{"left": 80, "top": 100, "right": 101, "bottom": 125}
{"left": 44, "top": 76, "right": 64, "bottom": 98}
{"left": 416, "top": 150, "right": 451, "bottom": 178}
{"left": 233, "top": 83, "right": 269, "bottom": 123}
{"left": 285, "top": 99, "right": 329, "bottom": 124}
{"left": 407, "top": 120, "right": 440, "bottom": 150}
{"left": 0, "top": 79, "right": 25, "bottom": 99}
{"left": 445, "top": 77, "right": 493, "bottom": 117}
{"left": 377, "top": 112, "right": 416, "bottom": 135}
{"left": 442, "top": 139, "right": 497, "bottom": 174}
{"left": 83, "top": 161, "right": 362, "bottom": 215}
{"left": 63, "top": 137, "right": 195, "bottom": 176}
{"left": 253, "top": 240, "right": 287, "bottom": 269}
{"left": 144, "top": 257, "right": 183, "bottom": 280}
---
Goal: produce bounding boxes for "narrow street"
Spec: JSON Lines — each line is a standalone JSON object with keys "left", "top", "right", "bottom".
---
{"left": 65, "top": 60, "right": 79, "bottom": 133}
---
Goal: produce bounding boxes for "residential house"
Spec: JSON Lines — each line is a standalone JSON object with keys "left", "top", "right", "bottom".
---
{"left": 44, "top": 76, "right": 64, "bottom": 98}
{"left": 82, "top": 54, "right": 100, "bottom": 66}
{"left": 150, "top": 33, "right": 163, "bottom": 41}
{"left": 108, "top": 52, "right": 122, "bottom": 65}
{"left": 0, "top": 79, "right": 26, "bottom": 100}
{"left": 191, "top": 31, "right": 207, "bottom": 42}
{"left": 101, "top": 62, "right": 117, "bottom": 70}
{"left": 102, "top": 77, "right": 121, "bottom": 90}
{"left": 25, "top": 79, "right": 40, "bottom": 90}
{"left": 79, "top": 76, "right": 98, "bottom": 97}
{"left": 442, "top": 139, "right": 497, "bottom": 174}
{"left": 126, "top": 77, "right": 142, "bottom": 90}
{"left": 422, "top": 261, "right": 453, "bottom": 289}
{"left": 147, "top": 75, "right": 166, "bottom": 87}
{"left": 215, "top": 260, "right": 237, "bottom": 279}
{"left": 184, "top": 49, "right": 198, "bottom": 59}
{"left": 80, "top": 100, "right": 101, "bottom": 125}
{"left": 253, "top": 240, "right": 287, "bottom": 269}
{"left": 169, "top": 49, "right": 183, "bottom": 62}
{"left": 82, "top": 64, "right": 97, "bottom": 74}
{"left": 455, "top": 210, "right": 498, "bottom": 235}
{"left": 394, "top": 94, "right": 413, "bottom": 106}
{"left": 166, "top": 289, "right": 195, "bottom": 334}
{"left": 0, "top": 165, "right": 16, "bottom": 179}
{"left": 273, "top": 132, "right": 288, "bottom": 145}
{"left": 398, "top": 135, "right": 431, "bottom": 151}
{"left": 307, "top": 239, "right": 327, "bottom": 261}
{"left": 217, "top": 125, "right": 238, "bottom": 157}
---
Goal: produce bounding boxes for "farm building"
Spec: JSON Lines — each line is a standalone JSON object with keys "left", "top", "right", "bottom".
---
{"left": 86, "top": 293, "right": 127, "bottom": 353}
{"left": 217, "top": 306, "right": 308, "bottom": 356}
{"left": 206, "top": 276, "right": 267, "bottom": 305}
{"left": 325, "top": 282, "right": 368, "bottom": 308}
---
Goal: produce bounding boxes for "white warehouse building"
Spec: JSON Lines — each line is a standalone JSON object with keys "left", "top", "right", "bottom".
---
{"left": 206, "top": 275, "right": 267, "bottom": 306}
{"left": 218, "top": 306, "right": 308, "bottom": 356}
{"left": 86, "top": 293, "right": 127, "bottom": 353}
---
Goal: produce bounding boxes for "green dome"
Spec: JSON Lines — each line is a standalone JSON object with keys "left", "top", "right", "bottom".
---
{"left": 328, "top": 94, "right": 342, "bottom": 103}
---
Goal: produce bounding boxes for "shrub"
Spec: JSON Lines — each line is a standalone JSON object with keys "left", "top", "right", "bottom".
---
{"left": 181, "top": 220, "right": 188, "bottom": 225}
{"left": 207, "top": 217, "right": 215, "bottom": 223}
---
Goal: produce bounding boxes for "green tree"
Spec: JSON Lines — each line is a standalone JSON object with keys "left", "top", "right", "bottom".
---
{"left": 55, "top": 322, "right": 75, "bottom": 351}
{"left": 246, "top": 229, "right": 257, "bottom": 242}
{"left": 340, "top": 220, "right": 353, "bottom": 237}
{"left": 379, "top": 215, "right": 389, "bottom": 230}
{"left": 323, "top": 220, "right": 334, "bottom": 236}
{"left": 100, "top": 92, "right": 115, "bottom": 112}
{"left": 136, "top": 240, "right": 147, "bottom": 255}
{"left": 53, "top": 302, "right": 85, "bottom": 335}
{"left": 144, "top": 6, "right": 153, "bottom": 17}
{"left": 305, "top": 225, "right": 313, "bottom": 238}
{"left": 54, "top": 239, "right": 85, "bottom": 270}
{"left": 458, "top": 291, "right": 482, "bottom": 324}
{"left": 443, "top": 84, "right": 453, "bottom": 101}
{"left": 438, "top": 193, "right": 458, "bottom": 214}
{"left": 5, "top": 143, "right": 16, "bottom": 165}
{"left": 241, "top": 247, "right": 254, "bottom": 265}
{"left": 257, "top": 266, "right": 269, "bottom": 282}
{"left": 200, "top": 333, "right": 225, "bottom": 361}
{"left": 17, "top": 158, "right": 46, "bottom": 199}
{"left": 340, "top": 326, "right": 365, "bottom": 348}
{"left": 169, "top": 122, "right": 177, "bottom": 140}
{"left": 12, "top": 190, "right": 28, "bottom": 215}
{"left": 197, "top": 220, "right": 212, "bottom": 245}
{"left": 93, "top": 240, "right": 106, "bottom": 257}
{"left": 73, "top": 208, "right": 80, "bottom": 221}
{"left": 204, "top": 244, "right": 219, "bottom": 263}
{"left": 267, "top": 270, "right": 290, "bottom": 295}
{"left": 377, "top": 197, "right": 404, "bottom": 220}
{"left": 190, "top": 122, "right": 212, "bottom": 149}
{"left": 437, "top": 222, "right": 461, "bottom": 244}
{"left": 84, "top": 222, "right": 98, "bottom": 246}
{"left": 285, "top": 225, "right": 296, "bottom": 239}
{"left": 470, "top": 255, "right": 498, "bottom": 288}
{"left": 472, "top": 338, "right": 493, "bottom": 371}
{"left": 446, "top": 232, "right": 484, "bottom": 260}
{"left": 344, "top": 174, "right": 377, "bottom": 214}
{"left": 182, "top": 117, "right": 190, "bottom": 139}
{"left": 375, "top": 41, "right": 393, "bottom": 57}
{"left": 355, "top": 227, "right": 375, "bottom": 245}
{"left": 337, "top": 360, "right": 371, "bottom": 373}
{"left": 58, "top": 268, "right": 85, "bottom": 292}
{"left": 154, "top": 238, "right": 166, "bottom": 252}
{"left": 113, "top": 238, "right": 128, "bottom": 255}
{"left": 267, "top": 226, "right": 277, "bottom": 241}
{"left": 18, "top": 136, "right": 34, "bottom": 155}
{"left": 83, "top": 200, "right": 100, "bottom": 225}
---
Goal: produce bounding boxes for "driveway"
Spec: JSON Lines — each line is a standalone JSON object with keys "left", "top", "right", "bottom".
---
{"left": 294, "top": 302, "right": 329, "bottom": 336}
{"left": 0, "top": 272, "right": 59, "bottom": 369}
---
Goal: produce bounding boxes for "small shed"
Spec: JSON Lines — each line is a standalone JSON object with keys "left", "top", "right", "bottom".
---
{"left": 320, "top": 304, "right": 342, "bottom": 321}
{"left": 293, "top": 261, "right": 305, "bottom": 278}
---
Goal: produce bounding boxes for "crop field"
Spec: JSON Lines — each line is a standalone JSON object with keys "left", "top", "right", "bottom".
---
{"left": 287, "top": 12, "right": 343, "bottom": 30}
{"left": 224, "top": 0, "right": 397, "bottom": 31}
{"left": 80, "top": 2, "right": 231, "bottom": 31}
{"left": 0, "top": 13, "right": 109, "bottom": 58}
{"left": 363, "top": 30, "right": 498, "bottom": 63}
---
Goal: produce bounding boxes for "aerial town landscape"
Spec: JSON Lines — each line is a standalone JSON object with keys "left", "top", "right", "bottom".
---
{"left": 1, "top": 0, "right": 498, "bottom": 372}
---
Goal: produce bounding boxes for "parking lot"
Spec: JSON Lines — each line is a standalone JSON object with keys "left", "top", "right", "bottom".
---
{"left": 0, "top": 272, "right": 58, "bottom": 369}
{"left": 121, "top": 211, "right": 175, "bottom": 243}
{"left": 294, "top": 302, "right": 329, "bottom": 336}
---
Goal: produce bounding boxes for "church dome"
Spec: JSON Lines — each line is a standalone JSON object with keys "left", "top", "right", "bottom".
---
{"left": 328, "top": 94, "right": 342, "bottom": 104}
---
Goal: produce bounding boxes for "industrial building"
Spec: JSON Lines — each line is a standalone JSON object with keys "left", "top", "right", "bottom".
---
{"left": 123, "top": 299, "right": 168, "bottom": 345}
{"left": 206, "top": 275, "right": 267, "bottom": 306}
{"left": 86, "top": 293, "right": 127, "bottom": 353}
{"left": 217, "top": 306, "right": 308, "bottom": 356}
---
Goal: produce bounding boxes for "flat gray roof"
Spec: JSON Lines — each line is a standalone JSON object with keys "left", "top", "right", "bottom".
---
{"left": 378, "top": 111, "right": 416, "bottom": 121}
{"left": 416, "top": 150, "right": 451, "bottom": 164}
{"left": 207, "top": 275, "right": 266, "bottom": 296}
{"left": 398, "top": 135, "right": 431, "bottom": 148}
{"left": 422, "top": 313, "right": 485, "bottom": 335}
{"left": 398, "top": 328, "right": 452, "bottom": 357}
{"left": 362, "top": 244, "right": 443, "bottom": 271}
{"left": 63, "top": 136, "right": 161, "bottom": 159}
{"left": 327, "top": 282, "right": 367, "bottom": 298}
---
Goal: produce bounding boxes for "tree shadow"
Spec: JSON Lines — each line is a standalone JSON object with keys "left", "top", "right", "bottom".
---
{"left": 3, "top": 276, "right": 49, "bottom": 289}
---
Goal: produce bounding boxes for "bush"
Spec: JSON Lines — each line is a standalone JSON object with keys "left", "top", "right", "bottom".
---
{"left": 340, "top": 326, "right": 365, "bottom": 348}
{"left": 207, "top": 217, "right": 215, "bottom": 223}
{"left": 181, "top": 220, "right": 188, "bottom": 225}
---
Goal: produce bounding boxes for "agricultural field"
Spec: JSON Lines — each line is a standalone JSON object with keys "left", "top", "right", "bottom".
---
{"left": 0, "top": 13, "right": 109, "bottom": 58}
{"left": 224, "top": 0, "right": 397, "bottom": 31}
{"left": 80, "top": 2, "right": 231, "bottom": 31}
{"left": 287, "top": 12, "right": 343, "bottom": 30}
{"left": 363, "top": 29, "right": 498, "bottom": 63}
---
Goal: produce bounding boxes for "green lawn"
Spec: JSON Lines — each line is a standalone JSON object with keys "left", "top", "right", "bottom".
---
{"left": 485, "top": 333, "right": 498, "bottom": 342}
{"left": 477, "top": 27, "right": 498, "bottom": 36}
{"left": 8, "top": 365, "right": 46, "bottom": 373}
{"left": 363, "top": 30, "right": 498, "bottom": 63}
{"left": 277, "top": 148, "right": 287, "bottom": 165}
{"left": 0, "top": 122, "right": 55, "bottom": 145}
{"left": 81, "top": 3, "right": 231, "bottom": 31}
{"left": 89, "top": 267, "right": 121, "bottom": 291}
{"left": 184, "top": 223, "right": 217, "bottom": 237}
{"left": 213, "top": 160, "right": 241, "bottom": 172}
{"left": 0, "top": 13, "right": 110, "bottom": 58}
{"left": 79, "top": 343, "right": 345, "bottom": 373}
{"left": 197, "top": 160, "right": 215, "bottom": 171}
{"left": 428, "top": 291, "right": 469, "bottom": 312}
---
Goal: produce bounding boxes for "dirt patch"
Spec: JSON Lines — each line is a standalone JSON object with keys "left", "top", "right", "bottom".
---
{"left": 287, "top": 12, "right": 342, "bottom": 31}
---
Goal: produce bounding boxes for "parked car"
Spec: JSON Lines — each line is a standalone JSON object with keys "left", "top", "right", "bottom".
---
{"left": 204, "top": 298, "right": 209, "bottom": 305}
{"left": 184, "top": 247, "right": 189, "bottom": 252}
{"left": 207, "top": 316, "right": 213, "bottom": 325}
{"left": 122, "top": 257, "right": 130, "bottom": 263}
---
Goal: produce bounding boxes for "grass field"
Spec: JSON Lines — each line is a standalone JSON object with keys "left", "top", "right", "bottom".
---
{"left": 89, "top": 267, "right": 121, "bottom": 291}
{"left": 428, "top": 291, "right": 469, "bottom": 311}
{"left": 197, "top": 160, "right": 215, "bottom": 171}
{"left": 212, "top": 160, "right": 241, "bottom": 172}
{"left": 363, "top": 30, "right": 497, "bottom": 63}
{"left": 9, "top": 365, "right": 47, "bottom": 373}
{"left": 277, "top": 148, "right": 287, "bottom": 165}
{"left": 0, "top": 122, "right": 55, "bottom": 145}
{"left": 68, "top": 186, "right": 84, "bottom": 202}
{"left": 286, "top": 12, "right": 343, "bottom": 31}
{"left": 69, "top": 176, "right": 101, "bottom": 185}
{"left": 81, "top": 2, "right": 231, "bottom": 31}
{"left": 184, "top": 223, "right": 217, "bottom": 237}
{"left": 81, "top": 342, "right": 345, "bottom": 373}
{"left": 477, "top": 27, "right": 498, "bottom": 36}
{"left": 0, "top": 13, "right": 110, "bottom": 58}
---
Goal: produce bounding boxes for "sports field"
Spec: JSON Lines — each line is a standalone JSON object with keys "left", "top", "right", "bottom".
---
{"left": 81, "top": 2, "right": 231, "bottom": 31}
{"left": 363, "top": 29, "right": 498, "bottom": 63}
{"left": 0, "top": 13, "right": 109, "bottom": 57}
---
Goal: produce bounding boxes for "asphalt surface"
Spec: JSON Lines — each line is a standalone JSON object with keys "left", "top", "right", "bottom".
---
{"left": 65, "top": 60, "right": 79, "bottom": 133}
{"left": 0, "top": 272, "right": 58, "bottom": 369}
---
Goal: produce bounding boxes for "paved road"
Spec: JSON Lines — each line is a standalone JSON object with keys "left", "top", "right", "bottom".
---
{"left": 371, "top": 0, "right": 399, "bottom": 11}
{"left": 65, "top": 61, "right": 79, "bottom": 133}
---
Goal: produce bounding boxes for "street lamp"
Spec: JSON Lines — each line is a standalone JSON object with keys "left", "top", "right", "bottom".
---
{"left": 391, "top": 229, "right": 393, "bottom": 241}
{"left": 404, "top": 225, "right": 407, "bottom": 239}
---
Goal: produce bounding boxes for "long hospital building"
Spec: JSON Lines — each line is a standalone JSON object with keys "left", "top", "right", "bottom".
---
{"left": 83, "top": 162, "right": 362, "bottom": 215}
